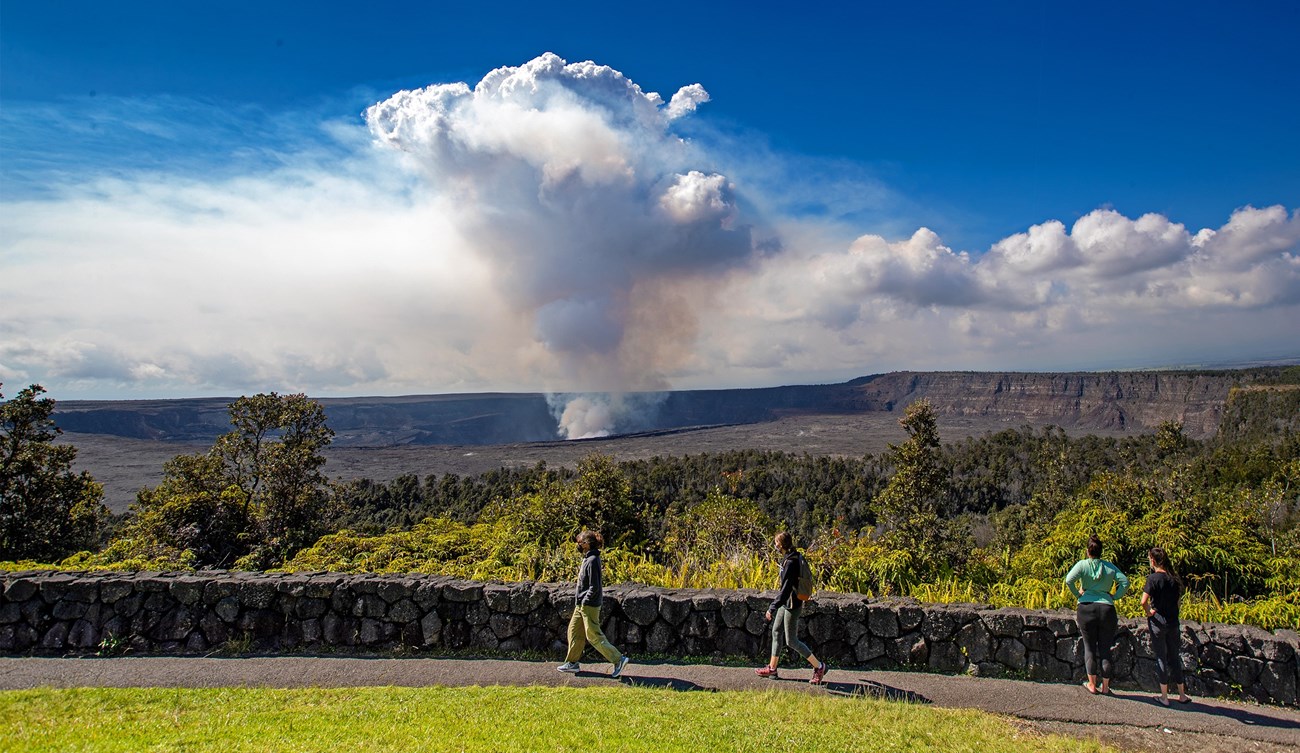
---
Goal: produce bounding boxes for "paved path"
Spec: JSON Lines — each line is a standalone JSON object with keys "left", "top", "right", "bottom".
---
{"left": 1, "top": 656, "right": 1297, "bottom": 751}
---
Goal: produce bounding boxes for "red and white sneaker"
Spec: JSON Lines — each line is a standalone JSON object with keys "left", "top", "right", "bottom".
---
{"left": 810, "top": 662, "right": 828, "bottom": 685}
{"left": 754, "top": 666, "right": 779, "bottom": 679}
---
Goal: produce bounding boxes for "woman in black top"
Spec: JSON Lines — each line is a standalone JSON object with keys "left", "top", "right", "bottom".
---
{"left": 1141, "top": 546, "right": 1190, "bottom": 705}
{"left": 754, "top": 532, "right": 827, "bottom": 684}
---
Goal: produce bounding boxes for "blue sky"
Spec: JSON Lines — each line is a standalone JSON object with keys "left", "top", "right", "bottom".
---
{"left": 2, "top": 1, "right": 1298, "bottom": 410}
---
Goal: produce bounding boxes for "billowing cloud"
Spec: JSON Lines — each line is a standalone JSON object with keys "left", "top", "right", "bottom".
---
{"left": 704, "top": 204, "right": 1299, "bottom": 380}
{"left": 761, "top": 205, "right": 1299, "bottom": 324}
{"left": 362, "top": 53, "right": 756, "bottom": 431}
{"left": 666, "top": 84, "right": 710, "bottom": 121}
{"left": 1, "top": 53, "right": 1297, "bottom": 431}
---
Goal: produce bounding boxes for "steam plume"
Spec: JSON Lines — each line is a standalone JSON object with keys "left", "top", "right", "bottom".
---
{"left": 366, "top": 53, "right": 756, "bottom": 437}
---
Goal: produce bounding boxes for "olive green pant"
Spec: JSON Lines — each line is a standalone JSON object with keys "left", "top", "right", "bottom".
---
{"left": 565, "top": 604, "right": 623, "bottom": 665}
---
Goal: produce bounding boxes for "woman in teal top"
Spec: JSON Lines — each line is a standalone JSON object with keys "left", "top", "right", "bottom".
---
{"left": 1063, "top": 534, "right": 1129, "bottom": 695}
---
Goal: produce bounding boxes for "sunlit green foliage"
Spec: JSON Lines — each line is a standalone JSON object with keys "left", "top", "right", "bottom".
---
{"left": 660, "top": 487, "right": 774, "bottom": 566}
{"left": 0, "top": 384, "right": 108, "bottom": 562}
{"left": 278, "top": 391, "right": 1300, "bottom": 629}
{"left": 482, "top": 453, "right": 639, "bottom": 549}
{"left": 78, "top": 393, "right": 334, "bottom": 570}
{"left": 284, "top": 517, "right": 555, "bottom": 580}
{"left": 12, "top": 379, "right": 1299, "bottom": 631}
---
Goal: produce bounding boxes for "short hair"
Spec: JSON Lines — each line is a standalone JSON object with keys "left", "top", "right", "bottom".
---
{"left": 1086, "top": 534, "right": 1103, "bottom": 559}
{"left": 774, "top": 532, "right": 794, "bottom": 552}
{"left": 577, "top": 530, "right": 604, "bottom": 550}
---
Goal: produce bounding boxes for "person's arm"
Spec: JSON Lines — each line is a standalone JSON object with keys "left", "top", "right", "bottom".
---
{"left": 1141, "top": 574, "right": 1156, "bottom": 615}
{"left": 575, "top": 557, "right": 594, "bottom": 605}
{"left": 1062, "top": 560, "right": 1085, "bottom": 599}
{"left": 1112, "top": 564, "right": 1130, "bottom": 600}
{"left": 768, "top": 556, "right": 796, "bottom": 615}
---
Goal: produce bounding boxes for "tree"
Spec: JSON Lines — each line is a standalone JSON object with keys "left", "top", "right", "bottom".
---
{"left": 217, "top": 393, "right": 335, "bottom": 563}
{"left": 875, "top": 399, "right": 969, "bottom": 582}
{"left": 118, "top": 392, "right": 335, "bottom": 569}
{"left": 662, "top": 487, "right": 774, "bottom": 566}
{"left": 125, "top": 452, "right": 251, "bottom": 567}
{"left": 482, "top": 453, "right": 638, "bottom": 549}
{"left": 0, "top": 384, "right": 107, "bottom": 561}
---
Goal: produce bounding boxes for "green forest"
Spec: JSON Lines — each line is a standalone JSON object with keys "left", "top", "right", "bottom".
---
{"left": 3, "top": 373, "right": 1299, "bottom": 629}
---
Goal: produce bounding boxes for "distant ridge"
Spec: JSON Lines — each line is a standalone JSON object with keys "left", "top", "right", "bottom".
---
{"left": 50, "top": 368, "right": 1286, "bottom": 446}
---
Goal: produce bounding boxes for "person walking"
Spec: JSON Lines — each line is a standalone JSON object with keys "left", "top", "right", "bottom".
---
{"left": 557, "top": 530, "right": 630, "bottom": 678}
{"left": 1142, "top": 546, "right": 1190, "bottom": 705}
{"left": 1064, "top": 534, "right": 1129, "bottom": 695}
{"left": 754, "top": 532, "right": 828, "bottom": 684}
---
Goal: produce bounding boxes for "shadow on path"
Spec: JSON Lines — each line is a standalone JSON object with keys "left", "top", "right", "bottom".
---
{"left": 1119, "top": 691, "right": 1300, "bottom": 732}
{"left": 622, "top": 675, "right": 715, "bottom": 693}
{"left": 824, "top": 679, "right": 931, "bottom": 704}
{"left": 1188, "top": 701, "right": 1300, "bottom": 732}
{"left": 757, "top": 672, "right": 931, "bottom": 703}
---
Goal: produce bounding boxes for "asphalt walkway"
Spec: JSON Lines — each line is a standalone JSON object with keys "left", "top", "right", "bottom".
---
{"left": 1, "top": 656, "right": 1296, "bottom": 751}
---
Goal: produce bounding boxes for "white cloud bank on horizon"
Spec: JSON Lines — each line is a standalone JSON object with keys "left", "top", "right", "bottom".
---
{"left": 2, "top": 54, "right": 1298, "bottom": 431}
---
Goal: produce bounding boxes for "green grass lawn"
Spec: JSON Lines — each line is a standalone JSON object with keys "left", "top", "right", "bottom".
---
{"left": 0, "top": 685, "right": 1115, "bottom": 753}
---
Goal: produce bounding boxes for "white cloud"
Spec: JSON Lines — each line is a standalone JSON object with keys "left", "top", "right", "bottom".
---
{"left": 704, "top": 205, "right": 1299, "bottom": 379}
{"left": 658, "top": 171, "right": 734, "bottom": 225}
{"left": 666, "top": 83, "right": 710, "bottom": 121}
{"left": 363, "top": 52, "right": 753, "bottom": 399}
{"left": 986, "top": 220, "right": 1079, "bottom": 275}
{"left": 2, "top": 53, "right": 1297, "bottom": 411}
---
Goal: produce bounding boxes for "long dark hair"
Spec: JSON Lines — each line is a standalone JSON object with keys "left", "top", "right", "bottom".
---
{"left": 1086, "top": 534, "right": 1103, "bottom": 559}
{"left": 774, "top": 531, "right": 794, "bottom": 553}
{"left": 1149, "top": 546, "right": 1182, "bottom": 587}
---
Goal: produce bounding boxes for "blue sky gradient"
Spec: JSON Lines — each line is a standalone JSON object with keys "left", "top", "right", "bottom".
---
{"left": 6, "top": 2, "right": 1297, "bottom": 248}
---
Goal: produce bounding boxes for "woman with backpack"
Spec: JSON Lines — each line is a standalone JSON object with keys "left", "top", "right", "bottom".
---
{"left": 1142, "top": 546, "right": 1190, "bottom": 705}
{"left": 755, "top": 532, "right": 828, "bottom": 684}
{"left": 1064, "top": 534, "right": 1129, "bottom": 695}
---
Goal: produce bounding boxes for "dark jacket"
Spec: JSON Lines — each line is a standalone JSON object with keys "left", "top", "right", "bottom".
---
{"left": 575, "top": 549, "right": 603, "bottom": 608}
{"left": 768, "top": 550, "right": 802, "bottom": 614}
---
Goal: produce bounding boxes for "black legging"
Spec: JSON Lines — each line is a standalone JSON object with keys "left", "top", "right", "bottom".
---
{"left": 1148, "top": 615, "right": 1184, "bottom": 686}
{"left": 1077, "top": 602, "right": 1117, "bottom": 678}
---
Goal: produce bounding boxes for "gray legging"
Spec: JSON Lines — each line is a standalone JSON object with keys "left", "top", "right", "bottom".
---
{"left": 771, "top": 606, "right": 813, "bottom": 659}
{"left": 1076, "top": 601, "right": 1118, "bottom": 678}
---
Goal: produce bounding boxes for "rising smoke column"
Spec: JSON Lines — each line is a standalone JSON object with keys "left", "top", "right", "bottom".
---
{"left": 365, "top": 53, "right": 755, "bottom": 438}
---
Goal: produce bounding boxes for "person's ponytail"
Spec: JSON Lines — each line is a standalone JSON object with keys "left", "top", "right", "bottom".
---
{"left": 1149, "top": 546, "right": 1181, "bottom": 589}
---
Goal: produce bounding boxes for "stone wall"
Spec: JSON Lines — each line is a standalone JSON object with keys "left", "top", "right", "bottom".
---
{"left": 3, "top": 570, "right": 1296, "bottom": 706}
